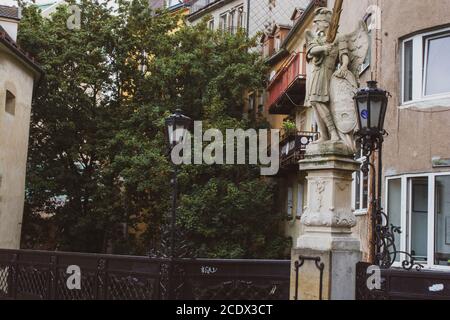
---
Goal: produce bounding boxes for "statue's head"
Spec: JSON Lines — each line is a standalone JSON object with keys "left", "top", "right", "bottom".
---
{"left": 313, "top": 8, "right": 332, "bottom": 34}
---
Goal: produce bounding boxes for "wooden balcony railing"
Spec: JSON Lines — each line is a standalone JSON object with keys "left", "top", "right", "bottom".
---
{"left": 267, "top": 52, "right": 307, "bottom": 114}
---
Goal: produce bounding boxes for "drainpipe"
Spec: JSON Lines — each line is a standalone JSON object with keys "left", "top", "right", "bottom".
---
{"left": 246, "top": 0, "right": 250, "bottom": 37}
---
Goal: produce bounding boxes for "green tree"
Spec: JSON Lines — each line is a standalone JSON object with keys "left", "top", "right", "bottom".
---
{"left": 19, "top": 0, "right": 288, "bottom": 258}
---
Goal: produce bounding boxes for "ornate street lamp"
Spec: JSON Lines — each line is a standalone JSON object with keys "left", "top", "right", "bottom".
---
{"left": 354, "top": 81, "right": 422, "bottom": 271}
{"left": 354, "top": 80, "right": 389, "bottom": 154}
{"left": 354, "top": 81, "right": 388, "bottom": 135}
{"left": 165, "top": 109, "right": 193, "bottom": 149}
{"left": 164, "top": 109, "right": 193, "bottom": 299}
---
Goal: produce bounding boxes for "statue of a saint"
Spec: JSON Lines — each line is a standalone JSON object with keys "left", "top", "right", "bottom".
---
{"left": 305, "top": 7, "right": 369, "bottom": 153}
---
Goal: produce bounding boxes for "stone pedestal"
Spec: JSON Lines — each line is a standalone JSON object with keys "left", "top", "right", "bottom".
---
{"left": 291, "top": 141, "right": 361, "bottom": 300}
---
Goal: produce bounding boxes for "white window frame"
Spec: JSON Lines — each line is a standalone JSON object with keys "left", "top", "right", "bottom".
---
{"left": 236, "top": 5, "right": 244, "bottom": 29}
{"left": 296, "top": 183, "right": 304, "bottom": 218}
{"left": 386, "top": 172, "right": 450, "bottom": 271}
{"left": 287, "top": 187, "right": 294, "bottom": 217}
{"left": 219, "top": 12, "right": 228, "bottom": 31}
{"left": 228, "top": 9, "right": 235, "bottom": 33}
{"left": 401, "top": 26, "right": 450, "bottom": 106}
{"left": 166, "top": 0, "right": 181, "bottom": 8}
{"left": 360, "top": 13, "right": 372, "bottom": 74}
{"left": 208, "top": 19, "right": 214, "bottom": 30}
{"left": 248, "top": 92, "right": 255, "bottom": 111}
{"left": 274, "top": 35, "right": 281, "bottom": 51}
{"left": 352, "top": 154, "right": 369, "bottom": 216}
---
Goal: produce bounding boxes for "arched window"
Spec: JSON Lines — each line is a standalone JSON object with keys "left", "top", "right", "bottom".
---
{"left": 5, "top": 90, "right": 15, "bottom": 115}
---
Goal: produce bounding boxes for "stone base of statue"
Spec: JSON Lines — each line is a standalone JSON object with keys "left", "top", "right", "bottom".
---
{"left": 290, "top": 141, "right": 361, "bottom": 300}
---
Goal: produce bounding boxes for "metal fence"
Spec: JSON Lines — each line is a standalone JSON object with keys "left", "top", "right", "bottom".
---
{"left": 0, "top": 249, "right": 290, "bottom": 300}
{"left": 356, "top": 262, "right": 450, "bottom": 300}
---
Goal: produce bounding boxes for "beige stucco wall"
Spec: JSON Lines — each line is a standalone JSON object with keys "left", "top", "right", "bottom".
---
{"left": 337, "top": 0, "right": 450, "bottom": 177}
{"left": 0, "top": 48, "right": 35, "bottom": 249}
{"left": 378, "top": 0, "right": 450, "bottom": 177}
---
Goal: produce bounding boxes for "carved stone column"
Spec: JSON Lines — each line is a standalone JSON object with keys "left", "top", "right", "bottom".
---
{"left": 290, "top": 141, "right": 361, "bottom": 300}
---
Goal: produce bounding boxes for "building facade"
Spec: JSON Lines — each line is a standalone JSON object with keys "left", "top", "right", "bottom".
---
{"left": 261, "top": 0, "right": 322, "bottom": 251}
{"left": 329, "top": 0, "right": 450, "bottom": 270}
{"left": 186, "top": 0, "right": 308, "bottom": 38}
{"left": 263, "top": 0, "right": 450, "bottom": 270}
{"left": 377, "top": 0, "right": 450, "bottom": 269}
{"left": 0, "top": 6, "right": 42, "bottom": 249}
{"left": 38, "top": 0, "right": 192, "bottom": 17}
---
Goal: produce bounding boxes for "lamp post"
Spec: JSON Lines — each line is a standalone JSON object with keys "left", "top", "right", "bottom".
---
{"left": 164, "top": 109, "right": 193, "bottom": 299}
{"left": 354, "top": 81, "right": 422, "bottom": 271}
{"left": 354, "top": 80, "right": 389, "bottom": 265}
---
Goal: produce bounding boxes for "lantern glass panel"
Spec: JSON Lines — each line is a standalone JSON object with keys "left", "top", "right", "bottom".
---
{"left": 370, "top": 99, "right": 382, "bottom": 129}
{"left": 380, "top": 99, "right": 387, "bottom": 131}
{"left": 357, "top": 99, "right": 369, "bottom": 130}
{"left": 176, "top": 124, "right": 188, "bottom": 144}
{"left": 167, "top": 124, "right": 175, "bottom": 146}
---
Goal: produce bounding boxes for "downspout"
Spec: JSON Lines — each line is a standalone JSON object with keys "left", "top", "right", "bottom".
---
{"left": 246, "top": 0, "right": 250, "bottom": 37}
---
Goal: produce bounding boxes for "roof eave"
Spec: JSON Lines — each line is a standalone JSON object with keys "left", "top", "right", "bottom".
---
{"left": 0, "top": 36, "right": 43, "bottom": 81}
{"left": 186, "top": 0, "right": 235, "bottom": 22}
{"left": 264, "top": 48, "right": 289, "bottom": 66}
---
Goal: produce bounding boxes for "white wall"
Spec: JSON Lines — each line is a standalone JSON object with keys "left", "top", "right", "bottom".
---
{"left": 0, "top": 48, "right": 35, "bottom": 249}
{"left": 0, "top": 19, "right": 18, "bottom": 42}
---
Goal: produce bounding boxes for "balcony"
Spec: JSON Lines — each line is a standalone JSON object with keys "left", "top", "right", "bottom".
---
{"left": 267, "top": 52, "right": 307, "bottom": 115}
{"left": 278, "top": 131, "right": 318, "bottom": 171}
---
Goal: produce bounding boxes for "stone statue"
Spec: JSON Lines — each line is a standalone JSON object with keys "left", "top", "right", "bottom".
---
{"left": 305, "top": 8, "right": 369, "bottom": 153}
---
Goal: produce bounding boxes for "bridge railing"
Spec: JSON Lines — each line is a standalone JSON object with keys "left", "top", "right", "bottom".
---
{"left": 0, "top": 249, "right": 290, "bottom": 300}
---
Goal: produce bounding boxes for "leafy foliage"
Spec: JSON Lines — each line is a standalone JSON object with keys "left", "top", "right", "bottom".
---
{"left": 19, "top": 0, "right": 288, "bottom": 258}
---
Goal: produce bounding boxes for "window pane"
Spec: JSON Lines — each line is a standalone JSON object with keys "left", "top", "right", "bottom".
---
{"left": 287, "top": 187, "right": 293, "bottom": 216}
{"left": 369, "top": 100, "right": 382, "bottom": 129}
{"left": 425, "top": 34, "right": 450, "bottom": 96}
{"left": 248, "top": 93, "right": 255, "bottom": 110}
{"left": 354, "top": 172, "right": 361, "bottom": 210}
{"left": 403, "top": 40, "right": 413, "bottom": 102}
{"left": 237, "top": 7, "right": 244, "bottom": 28}
{"left": 409, "top": 178, "right": 428, "bottom": 262}
{"left": 387, "top": 179, "right": 402, "bottom": 261}
{"left": 362, "top": 170, "right": 369, "bottom": 209}
{"left": 435, "top": 176, "right": 450, "bottom": 266}
{"left": 361, "top": 15, "right": 372, "bottom": 72}
{"left": 296, "top": 184, "right": 303, "bottom": 217}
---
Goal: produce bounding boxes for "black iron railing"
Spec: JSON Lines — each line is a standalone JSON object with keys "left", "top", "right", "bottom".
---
{"left": 0, "top": 249, "right": 162, "bottom": 300}
{"left": 356, "top": 262, "right": 450, "bottom": 300}
{"left": 0, "top": 249, "right": 290, "bottom": 300}
{"left": 294, "top": 255, "right": 325, "bottom": 300}
{"left": 279, "top": 131, "right": 318, "bottom": 169}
